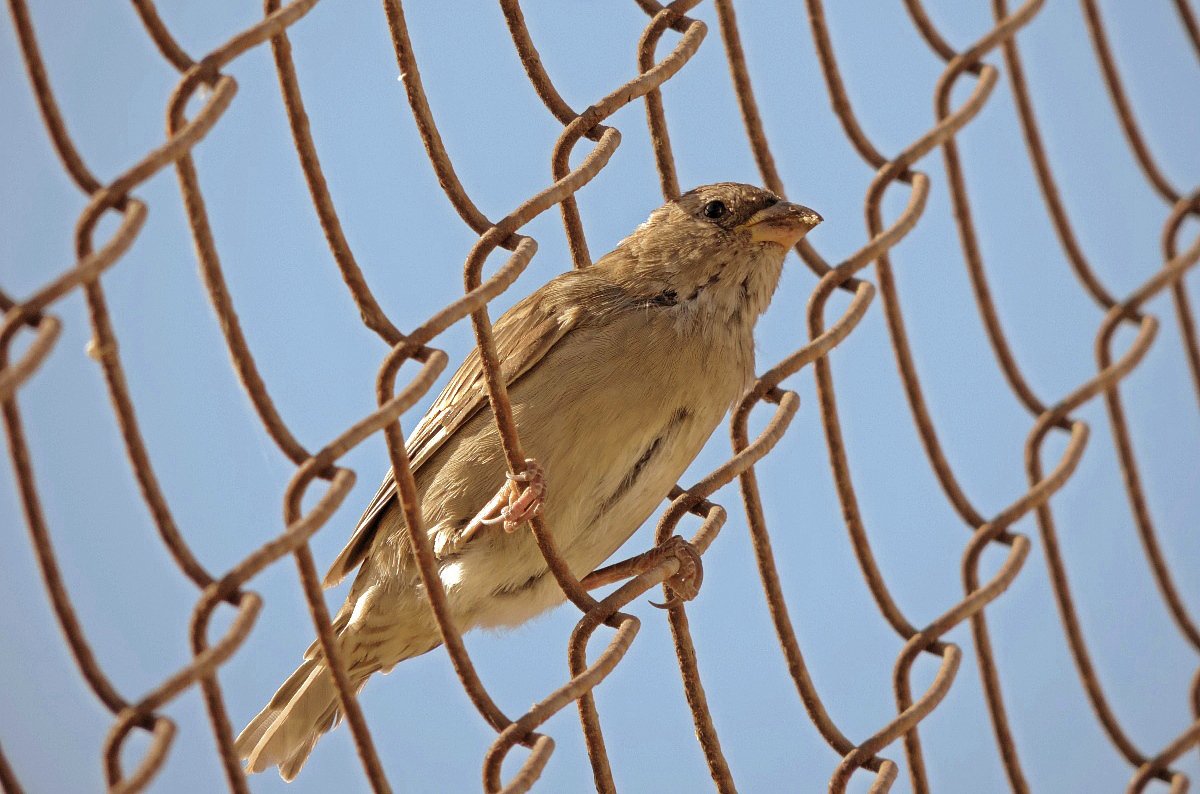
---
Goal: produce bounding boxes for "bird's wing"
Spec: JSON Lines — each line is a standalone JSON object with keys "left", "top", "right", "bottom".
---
{"left": 321, "top": 277, "right": 590, "bottom": 588}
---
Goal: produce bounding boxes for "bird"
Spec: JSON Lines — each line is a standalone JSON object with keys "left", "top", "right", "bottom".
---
{"left": 234, "top": 182, "right": 821, "bottom": 780}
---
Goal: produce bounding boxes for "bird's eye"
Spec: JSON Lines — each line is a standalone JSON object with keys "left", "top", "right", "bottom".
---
{"left": 702, "top": 200, "right": 728, "bottom": 219}
{"left": 763, "top": 196, "right": 779, "bottom": 207}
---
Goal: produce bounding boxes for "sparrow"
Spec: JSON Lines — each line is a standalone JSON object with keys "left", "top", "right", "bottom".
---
{"left": 235, "top": 183, "right": 821, "bottom": 780}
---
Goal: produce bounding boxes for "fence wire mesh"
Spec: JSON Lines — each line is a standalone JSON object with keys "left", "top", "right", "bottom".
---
{"left": 2, "top": 0, "right": 1198, "bottom": 792}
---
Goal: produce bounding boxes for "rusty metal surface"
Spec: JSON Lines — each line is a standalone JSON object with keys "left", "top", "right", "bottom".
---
{"left": 1, "top": 0, "right": 1197, "bottom": 791}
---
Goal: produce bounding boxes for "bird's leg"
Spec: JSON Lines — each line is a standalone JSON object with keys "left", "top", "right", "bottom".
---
{"left": 583, "top": 535, "right": 704, "bottom": 607}
{"left": 460, "top": 458, "right": 546, "bottom": 543}
{"left": 648, "top": 536, "right": 704, "bottom": 609}
{"left": 500, "top": 458, "right": 546, "bottom": 532}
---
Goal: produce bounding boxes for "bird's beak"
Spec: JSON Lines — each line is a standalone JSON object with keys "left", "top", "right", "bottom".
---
{"left": 741, "top": 201, "right": 822, "bottom": 248}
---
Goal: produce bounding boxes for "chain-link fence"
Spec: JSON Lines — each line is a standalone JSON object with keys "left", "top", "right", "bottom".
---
{"left": 2, "top": 0, "right": 1198, "bottom": 791}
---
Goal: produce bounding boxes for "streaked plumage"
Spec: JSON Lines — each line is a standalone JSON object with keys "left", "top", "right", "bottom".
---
{"left": 235, "top": 183, "right": 821, "bottom": 780}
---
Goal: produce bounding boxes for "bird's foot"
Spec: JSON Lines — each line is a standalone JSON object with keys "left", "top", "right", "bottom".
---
{"left": 500, "top": 458, "right": 546, "bottom": 532}
{"left": 649, "top": 536, "right": 704, "bottom": 609}
{"left": 461, "top": 458, "right": 545, "bottom": 543}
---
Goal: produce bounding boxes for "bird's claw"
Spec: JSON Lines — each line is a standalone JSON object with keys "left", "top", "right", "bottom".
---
{"left": 500, "top": 459, "right": 545, "bottom": 533}
{"left": 462, "top": 459, "right": 546, "bottom": 543}
{"left": 649, "top": 536, "right": 704, "bottom": 609}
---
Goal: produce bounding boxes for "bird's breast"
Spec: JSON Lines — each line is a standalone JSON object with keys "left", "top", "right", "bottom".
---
{"left": 422, "top": 310, "right": 753, "bottom": 629}
{"left": 508, "top": 311, "right": 749, "bottom": 569}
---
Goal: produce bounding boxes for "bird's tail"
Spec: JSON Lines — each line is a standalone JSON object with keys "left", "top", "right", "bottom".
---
{"left": 235, "top": 659, "right": 362, "bottom": 781}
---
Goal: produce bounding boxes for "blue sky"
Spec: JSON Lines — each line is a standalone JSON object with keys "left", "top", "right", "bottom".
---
{"left": 2, "top": 1, "right": 1198, "bottom": 792}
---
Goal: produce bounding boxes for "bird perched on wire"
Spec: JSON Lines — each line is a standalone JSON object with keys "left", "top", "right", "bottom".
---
{"left": 235, "top": 182, "right": 821, "bottom": 780}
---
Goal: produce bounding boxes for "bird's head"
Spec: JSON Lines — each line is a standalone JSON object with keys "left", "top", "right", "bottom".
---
{"left": 608, "top": 182, "right": 821, "bottom": 323}
{"left": 669, "top": 182, "right": 822, "bottom": 250}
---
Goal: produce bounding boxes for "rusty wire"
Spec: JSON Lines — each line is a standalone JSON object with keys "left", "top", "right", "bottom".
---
{"left": 2, "top": 0, "right": 1198, "bottom": 791}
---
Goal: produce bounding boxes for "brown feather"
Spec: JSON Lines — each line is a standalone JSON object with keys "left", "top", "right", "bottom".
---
{"left": 322, "top": 269, "right": 599, "bottom": 588}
